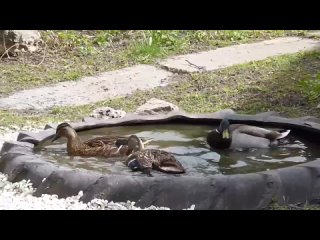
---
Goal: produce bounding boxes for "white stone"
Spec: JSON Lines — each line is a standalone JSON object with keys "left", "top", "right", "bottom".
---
{"left": 306, "top": 31, "right": 320, "bottom": 38}
{"left": 90, "top": 107, "right": 126, "bottom": 119}
{"left": 136, "top": 98, "right": 179, "bottom": 115}
{"left": 0, "top": 30, "right": 41, "bottom": 55}
{"left": 0, "top": 171, "right": 182, "bottom": 210}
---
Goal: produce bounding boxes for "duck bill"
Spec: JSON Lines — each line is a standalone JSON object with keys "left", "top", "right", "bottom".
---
{"left": 222, "top": 130, "right": 230, "bottom": 139}
{"left": 138, "top": 137, "right": 145, "bottom": 150}
{"left": 142, "top": 139, "right": 153, "bottom": 145}
{"left": 51, "top": 135, "right": 59, "bottom": 142}
{"left": 115, "top": 145, "right": 123, "bottom": 153}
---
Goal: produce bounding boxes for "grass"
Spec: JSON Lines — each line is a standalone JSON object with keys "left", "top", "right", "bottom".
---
{"left": 298, "top": 72, "right": 320, "bottom": 103}
{"left": 1, "top": 50, "right": 320, "bottom": 132}
{"left": 0, "top": 30, "right": 308, "bottom": 97}
{"left": 266, "top": 197, "right": 320, "bottom": 210}
{"left": 267, "top": 203, "right": 320, "bottom": 210}
{"left": 0, "top": 109, "right": 68, "bottom": 132}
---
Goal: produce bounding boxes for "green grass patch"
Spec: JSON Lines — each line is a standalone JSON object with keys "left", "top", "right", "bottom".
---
{"left": 266, "top": 197, "right": 320, "bottom": 210}
{"left": 298, "top": 72, "right": 320, "bottom": 103}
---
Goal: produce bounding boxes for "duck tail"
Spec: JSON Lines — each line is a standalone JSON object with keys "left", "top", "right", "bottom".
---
{"left": 276, "top": 130, "right": 291, "bottom": 139}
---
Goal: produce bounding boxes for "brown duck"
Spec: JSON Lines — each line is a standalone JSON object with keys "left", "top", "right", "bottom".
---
{"left": 51, "top": 123, "right": 152, "bottom": 158}
{"left": 125, "top": 135, "right": 186, "bottom": 176}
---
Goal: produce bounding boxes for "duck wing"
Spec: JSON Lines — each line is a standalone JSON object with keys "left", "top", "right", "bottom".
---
{"left": 78, "top": 140, "right": 115, "bottom": 156}
{"left": 84, "top": 136, "right": 128, "bottom": 147}
{"left": 230, "top": 132, "right": 271, "bottom": 149}
{"left": 151, "top": 150, "right": 186, "bottom": 174}
{"left": 235, "top": 125, "right": 290, "bottom": 141}
{"left": 83, "top": 138, "right": 106, "bottom": 148}
{"left": 127, "top": 150, "right": 153, "bottom": 170}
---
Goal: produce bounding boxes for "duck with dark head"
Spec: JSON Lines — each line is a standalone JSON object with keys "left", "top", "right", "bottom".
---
{"left": 51, "top": 122, "right": 152, "bottom": 158}
{"left": 125, "top": 135, "right": 186, "bottom": 176}
{"left": 207, "top": 118, "right": 291, "bottom": 150}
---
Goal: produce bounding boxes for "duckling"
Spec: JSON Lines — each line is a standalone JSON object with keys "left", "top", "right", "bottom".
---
{"left": 125, "top": 135, "right": 186, "bottom": 176}
{"left": 207, "top": 118, "right": 291, "bottom": 149}
{"left": 51, "top": 122, "right": 151, "bottom": 158}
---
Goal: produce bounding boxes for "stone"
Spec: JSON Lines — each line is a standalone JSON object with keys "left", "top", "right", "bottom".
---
{"left": 135, "top": 98, "right": 179, "bottom": 115}
{"left": 295, "top": 116, "right": 320, "bottom": 124}
{"left": 306, "top": 31, "right": 320, "bottom": 38}
{"left": 0, "top": 30, "right": 41, "bottom": 56}
{"left": 89, "top": 107, "right": 126, "bottom": 119}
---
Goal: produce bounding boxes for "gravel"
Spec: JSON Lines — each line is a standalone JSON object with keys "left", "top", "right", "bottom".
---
{"left": 0, "top": 127, "right": 195, "bottom": 210}
{"left": 0, "top": 172, "right": 174, "bottom": 210}
{"left": 0, "top": 172, "right": 196, "bottom": 210}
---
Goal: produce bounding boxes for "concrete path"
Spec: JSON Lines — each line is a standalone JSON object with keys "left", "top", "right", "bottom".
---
{"left": 0, "top": 65, "right": 172, "bottom": 110}
{"left": 159, "top": 37, "right": 320, "bottom": 73}
{"left": 0, "top": 37, "right": 319, "bottom": 111}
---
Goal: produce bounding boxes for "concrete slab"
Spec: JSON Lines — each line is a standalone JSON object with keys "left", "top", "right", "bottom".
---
{"left": 159, "top": 37, "right": 320, "bottom": 73}
{"left": 0, "top": 65, "right": 173, "bottom": 110}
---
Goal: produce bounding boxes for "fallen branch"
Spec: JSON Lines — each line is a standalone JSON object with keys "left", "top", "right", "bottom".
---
{"left": 31, "top": 41, "right": 47, "bottom": 66}
{"left": 0, "top": 43, "right": 19, "bottom": 61}
{"left": 2, "top": 33, "right": 10, "bottom": 58}
{"left": 185, "top": 59, "right": 207, "bottom": 71}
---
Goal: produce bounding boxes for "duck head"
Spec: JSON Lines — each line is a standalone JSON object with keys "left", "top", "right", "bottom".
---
{"left": 127, "top": 135, "right": 145, "bottom": 152}
{"left": 207, "top": 118, "right": 232, "bottom": 149}
{"left": 51, "top": 122, "right": 77, "bottom": 142}
{"left": 126, "top": 135, "right": 146, "bottom": 172}
{"left": 217, "top": 118, "right": 231, "bottom": 139}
